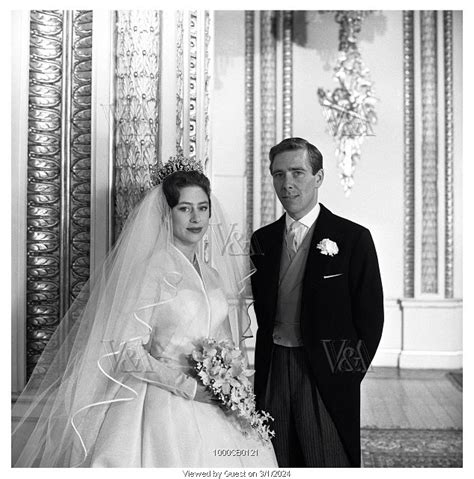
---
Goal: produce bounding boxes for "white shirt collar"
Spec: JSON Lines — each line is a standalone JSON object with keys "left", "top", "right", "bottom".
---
{"left": 285, "top": 202, "right": 320, "bottom": 231}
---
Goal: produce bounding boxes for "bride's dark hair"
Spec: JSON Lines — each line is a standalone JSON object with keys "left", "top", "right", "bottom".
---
{"left": 162, "top": 170, "right": 212, "bottom": 215}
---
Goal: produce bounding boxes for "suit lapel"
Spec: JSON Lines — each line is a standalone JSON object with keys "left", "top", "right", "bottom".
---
{"left": 264, "top": 216, "right": 285, "bottom": 321}
{"left": 261, "top": 205, "right": 334, "bottom": 322}
{"left": 303, "top": 203, "right": 334, "bottom": 288}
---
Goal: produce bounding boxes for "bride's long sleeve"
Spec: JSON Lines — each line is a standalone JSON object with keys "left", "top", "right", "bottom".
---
{"left": 114, "top": 254, "right": 197, "bottom": 401}
{"left": 118, "top": 339, "right": 197, "bottom": 400}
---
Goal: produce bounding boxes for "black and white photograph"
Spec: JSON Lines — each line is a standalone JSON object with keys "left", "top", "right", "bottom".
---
{"left": 9, "top": 5, "right": 466, "bottom": 472}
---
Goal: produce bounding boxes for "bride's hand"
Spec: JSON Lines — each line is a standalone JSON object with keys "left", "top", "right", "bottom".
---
{"left": 193, "top": 383, "right": 217, "bottom": 404}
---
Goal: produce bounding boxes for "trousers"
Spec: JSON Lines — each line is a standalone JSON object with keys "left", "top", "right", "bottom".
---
{"left": 265, "top": 345, "right": 351, "bottom": 467}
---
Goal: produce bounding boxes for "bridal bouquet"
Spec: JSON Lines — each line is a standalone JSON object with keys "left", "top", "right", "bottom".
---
{"left": 191, "top": 338, "right": 275, "bottom": 443}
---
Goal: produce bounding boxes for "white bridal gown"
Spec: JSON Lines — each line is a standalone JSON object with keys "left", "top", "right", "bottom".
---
{"left": 86, "top": 246, "right": 278, "bottom": 467}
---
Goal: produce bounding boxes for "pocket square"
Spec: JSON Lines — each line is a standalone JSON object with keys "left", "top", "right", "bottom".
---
{"left": 323, "top": 273, "right": 343, "bottom": 279}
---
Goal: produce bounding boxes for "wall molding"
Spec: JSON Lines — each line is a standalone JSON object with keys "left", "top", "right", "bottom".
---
{"left": 175, "top": 10, "right": 212, "bottom": 169}
{"left": 27, "top": 10, "right": 64, "bottom": 378}
{"left": 90, "top": 10, "right": 114, "bottom": 275}
{"left": 443, "top": 11, "right": 454, "bottom": 299}
{"left": 420, "top": 11, "right": 439, "bottom": 294}
{"left": 12, "top": 11, "right": 31, "bottom": 393}
{"left": 176, "top": 10, "right": 185, "bottom": 156}
{"left": 400, "top": 298, "right": 462, "bottom": 309}
{"left": 403, "top": 11, "right": 415, "bottom": 298}
{"left": 282, "top": 11, "right": 293, "bottom": 140}
{"left": 245, "top": 11, "right": 255, "bottom": 237}
{"left": 69, "top": 11, "right": 93, "bottom": 309}
{"left": 259, "top": 11, "right": 277, "bottom": 226}
{"left": 399, "top": 350, "right": 462, "bottom": 369}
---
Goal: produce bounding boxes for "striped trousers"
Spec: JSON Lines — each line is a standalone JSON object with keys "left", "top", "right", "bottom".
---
{"left": 265, "top": 345, "right": 350, "bottom": 467}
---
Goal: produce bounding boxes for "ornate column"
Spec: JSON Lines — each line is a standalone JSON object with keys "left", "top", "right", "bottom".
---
{"left": 443, "top": 11, "right": 454, "bottom": 299}
{"left": 282, "top": 11, "right": 293, "bottom": 140}
{"left": 112, "top": 10, "right": 213, "bottom": 234}
{"left": 259, "top": 11, "right": 277, "bottom": 226}
{"left": 420, "top": 11, "right": 439, "bottom": 295}
{"left": 245, "top": 11, "right": 255, "bottom": 237}
{"left": 403, "top": 10, "right": 456, "bottom": 300}
{"left": 249, "top": 11, "right": 294, "bottom": 229}
{"left": 26, "top": 10, "right": 93, "bottom": 378}
{"left": 113, "top": 11, "right": 161, "bottom": 237}
{"left": 403, "top": 11, "right": 415, "bottom": 299}
{"left": 399, "top": 10, "right": 461, "bottom": 369}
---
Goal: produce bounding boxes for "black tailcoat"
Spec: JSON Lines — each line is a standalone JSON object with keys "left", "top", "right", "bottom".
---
{"left": 250, "top": 204, "right": 384, "bottom": 467}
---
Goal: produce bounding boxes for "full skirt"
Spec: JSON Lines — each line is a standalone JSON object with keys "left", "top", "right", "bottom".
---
{"left": 87, "top": 379, "right": 278, "bottom": 467}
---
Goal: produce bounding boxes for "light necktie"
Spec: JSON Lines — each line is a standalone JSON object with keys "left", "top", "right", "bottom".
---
{"left": 287, "top": 220, "right": 304, "bottom": 258}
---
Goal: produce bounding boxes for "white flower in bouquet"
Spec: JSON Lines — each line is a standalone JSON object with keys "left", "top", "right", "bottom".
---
{"left": 191, "top": 338, "right": 275, "bottom": 443}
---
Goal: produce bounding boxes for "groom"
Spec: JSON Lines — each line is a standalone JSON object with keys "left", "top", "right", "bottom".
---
{"left": 250, "top": 137, "right": 384, "bottom": 467}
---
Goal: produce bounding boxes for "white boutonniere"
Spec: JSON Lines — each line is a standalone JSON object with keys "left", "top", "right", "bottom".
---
{"left": 317, "top": 238, "right": 339, "bottom": 257}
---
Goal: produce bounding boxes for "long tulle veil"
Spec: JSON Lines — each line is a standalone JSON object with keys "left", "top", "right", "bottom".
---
{"left": 12, "top": 185, "right": 254, "bottom": 467}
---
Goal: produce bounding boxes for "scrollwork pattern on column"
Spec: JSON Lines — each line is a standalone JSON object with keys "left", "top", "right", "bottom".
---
{"left": 282, "top": 11, "right": 293, "bottom": 140}
{"left": 189, "top": 11, "right": 198, "bottom": 160}
{"left": 26, "top": 11, "right": 92, "bottom": 377}
{"left": 70, "top": 11, "right": 92, "bottom": 309}
{"left": 245, "top": 11, "right": 255, "bottom": 237}
{"left": 420, "top": 11, "right": 438, "bottom": 294}
{"left": 26, "top": 11, "right": 92, "bottom": 378}
{"left": 27, "top": 10, "right": 64, "bottom": 378}
{"left": 260, "top": 11, "right": 277, "bottom": 225}
{"left": 176, "top": 10, "right": 184, "bottom": 156}
{"left": 403, "top": 11, "right": 415, "bottom": 298}
{"left": 203, "top": 11, "right": 211, "bottom": 173}
{"left": 114, "top": 11, "right": 161, "bottom": 237}
{"left": 444, "top": 11, "right": 454, "bottom": 299}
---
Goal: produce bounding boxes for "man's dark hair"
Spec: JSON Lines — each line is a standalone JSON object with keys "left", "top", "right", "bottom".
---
{"left": 269, "top": 137, "right": 323, "bottom": 174}
{"left": 163, "top": 170, "right": 212, "bottom": 215}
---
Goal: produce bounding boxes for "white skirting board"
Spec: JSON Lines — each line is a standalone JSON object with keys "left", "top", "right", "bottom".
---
{"left": 372, "top": 298, "right": 462, "bottom": 369}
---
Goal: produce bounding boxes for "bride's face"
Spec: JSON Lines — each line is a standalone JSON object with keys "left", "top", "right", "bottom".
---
{"left": 171, "top": 186, "right": 210, "bottom": 248}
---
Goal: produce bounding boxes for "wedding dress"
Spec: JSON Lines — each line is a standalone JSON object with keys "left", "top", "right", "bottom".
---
{"left": 87, "top": 246, "right": 277, "bottom": 467}
{"left": 12, "top": 184, "right": 277, "bottom": 467}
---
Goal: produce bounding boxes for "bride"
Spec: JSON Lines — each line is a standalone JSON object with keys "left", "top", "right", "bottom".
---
{"left": 12, "top": 158, "right": 278, "bottom": 467}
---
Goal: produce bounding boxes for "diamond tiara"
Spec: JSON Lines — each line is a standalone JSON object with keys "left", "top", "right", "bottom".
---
{"left": 150, "top": 156, "right": 204, "bottom": 186}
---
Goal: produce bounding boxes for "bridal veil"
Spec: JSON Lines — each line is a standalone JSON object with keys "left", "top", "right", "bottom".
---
{"left": 12, "top": 185, "right": 254, "bottom": 467}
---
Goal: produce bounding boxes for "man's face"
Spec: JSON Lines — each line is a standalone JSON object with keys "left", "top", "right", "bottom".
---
{"left": 271, "top": 148, "right": 323, "bottom": 220}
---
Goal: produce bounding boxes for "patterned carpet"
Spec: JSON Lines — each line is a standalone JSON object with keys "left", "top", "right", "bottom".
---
{"left": 446, "top": 371, "right": 463, "bottom": 391}
{"left": 361, "top": 428, "right": 462, "bottom": 467}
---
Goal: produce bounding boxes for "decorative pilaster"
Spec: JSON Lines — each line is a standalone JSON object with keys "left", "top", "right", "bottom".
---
{"left": 443, "top": 11, "right": 454, "bottom": 299}
{"left": 245, "top": 11, "right": 255, "bottom": 237}
{"left": 403, "top": 11, "right": 415, "bottom": 298}
{"left": 420, "top": 11, "right": 438, "bottom": 294}
{"left": 113, "top": 11, "right": 161, "bottom": 237}
{"left": 176, "top": 11, "right": 184, "bottom": 156}
{"left": 188, "top": 11, "right": 198, "bottom": 160}
{"left": 70, "top": 11, "right": 93, "bottom": 306}
{"left": 260, "top": 11, "right": 277, "bottom": 225}
{"left": 202, "top": 11, "right": 212, "bottom": 173}
{"left": 282, "top": 11, "right": 293, "bottom": 140}
{"left": 59, "top": 11, "right": 73, "bottom": 322}
{"left": 26, "top": 10, "right": 92, "bottom": 378}
{"left": 175, "top": 11, "right": 212, "bottom": 170}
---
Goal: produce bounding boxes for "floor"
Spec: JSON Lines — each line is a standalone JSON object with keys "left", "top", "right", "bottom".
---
{"left": 361, "top": 367, "right": 462, "bottom": 429}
